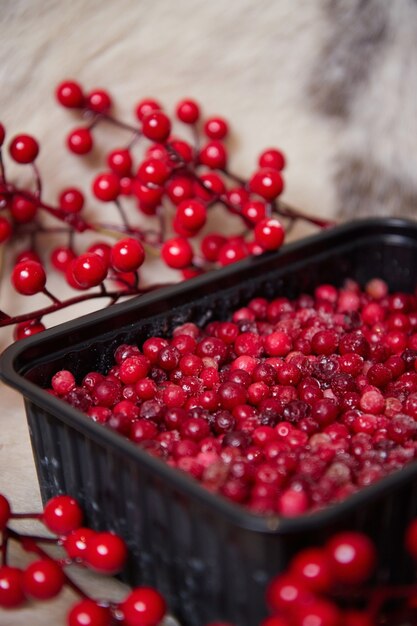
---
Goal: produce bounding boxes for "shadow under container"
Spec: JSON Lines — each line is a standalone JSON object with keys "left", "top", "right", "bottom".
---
{"left": 2, "top": 218, "right": 417, "bottom": 625}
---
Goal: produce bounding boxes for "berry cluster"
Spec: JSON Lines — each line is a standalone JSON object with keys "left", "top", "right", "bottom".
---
{"left": 0, "top": 80, "right": 332, "bottom": 340}
{"left": 49, "top": 278, "right": 417, "bottom": 516}
{"left": 0, "top": 493, "right": 167, "bottom": 625}
{"left": 3, "top": 491, "right": 417, "bottom": 624}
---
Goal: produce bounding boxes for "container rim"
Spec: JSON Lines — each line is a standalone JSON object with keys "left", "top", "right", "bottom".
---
{"left": 2, "top": 216, "right": 417, "bottom": 533}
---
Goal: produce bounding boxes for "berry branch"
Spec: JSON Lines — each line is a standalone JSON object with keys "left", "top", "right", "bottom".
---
{"left": 2, "top": 491, "right": 417, "bottom": 624}
{"left": 0, "top": 80, "right": 336, "bottom": 341}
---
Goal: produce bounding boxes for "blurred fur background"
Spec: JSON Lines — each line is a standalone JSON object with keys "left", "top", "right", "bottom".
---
{"left": 2, "top": 0, "right": 417, "bottom": 226}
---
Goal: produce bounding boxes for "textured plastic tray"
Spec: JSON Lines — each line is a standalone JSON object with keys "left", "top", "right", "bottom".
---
{"left": 2, "top": 218, "right": 417, "bottom": 625}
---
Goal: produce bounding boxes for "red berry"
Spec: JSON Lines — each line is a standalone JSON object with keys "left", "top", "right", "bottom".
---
{"left": 120, "top": 586, "right": 166, "bottom": 626}
{"left": 0, "top": 122, "right": 5, "bottom": 146}
{"left": 111, "top": 238, "right": 145, "bottom": 272}
{"left": 195, "top": 172, "right": 226, "bottom": 201}
{"left": 63, "top": 527, "right": 96, "bottom": 560}
{"left": 201, "top": 233, "right": 227, "bottom": 262}
{"left": 51, "top": 246, "right": 76, "bottom": 272}
{"left": 242, "top": 200, "right": 267, "bottom": 224}
{"left": 107, "top": 149, "right": 133, "bottom": 176}
{"left": 72, "top": 253, "right": 108, "bottom": 288}
{"left": 22, "top": 559, "right": 64, "bottom": 600}
{"left": 0, "top": 216, "right": 12, "bottom": 242}
{"left": 133, "top": 180, "right": 164, "bottom": 209}
{"left": 161, "top": 237, "right": 193, "bottom": 269}
{"left": 137, "top": 158, "right": 170, "bottom": 185}
{"left": 67, "top": 128, "right": 93, "bottom": 155}
{"left": 176, "top": 99, "right": 200, "bottom": 124}
{"left": 326, "top": 531, "right": 376, "bottom": 585}
{"left": 218, "top": 239, "right": 248, "bottom": 266}
{"left": 0, "top": 566, "right": 25, "bottom": 608}
{"left": 175, "top": 199, "right": 207, "bottom": 232}
{"left": 290, "top": 547, "right": 333, "bottom": 593}
{"left": 249, "top": 168, "right": 284, "bottom": 200}
{"left": 135, "top": 99, "right": 162, "bottom": 122}
{"left": 86, "top": 89, "right": 112, "bottom": 113}
{"left": 142, "top": 111, "right": 171, "bottom": 142}
{"left": 10, "top": 195, "right": 38, "bottom": 223}
{"left": 165, "top": 176, "right": 194, "bottom": 205}
{"left": 294, "top": 599, "right": 341, "bottom": 626}
{"left": 0, "top": 494, "right": 11, "bottom": 530}
{"left": 266, "top": 574, "right": 312, "bottom": 613}
{"left": 9, "top": 134, "right": 39, "bottom": 163}
{"left": 43, "top": 495, "right": 83, "bottom": 535}
{"left": 59, "top": 188, "right": 85, "bottom": 213}
{"left": 204, "top": 117, "right": 229, "bottom": 140}
{"left": 92, "top": 172, "right": 120, "bottom": 202}
{"left": 199, "top": 141, "right": 227, "bottom": 169}
{"left": 14, "top": 319, "right": 46, "bottom": 340}
{"left": 12, "top": 260, "right": 46, "bottom": 295}
{"left": 85, "top": 532, "right": 127, "bottom": 574}
{"left": 56, "top": 80, "right": 84, "bottom": 108}
{"left": 254, "top": 218, "right": 285, "bottom": 251}
{"left": 258, "top": 148, "right": 286, "bottom": 170}
{"left": 68, "top": 599, "right": 111, "bottom": 626}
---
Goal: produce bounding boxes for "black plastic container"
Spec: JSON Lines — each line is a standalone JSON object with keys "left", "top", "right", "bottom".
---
{"left": 2, "top": 218, "right": 417, "bottom": 625}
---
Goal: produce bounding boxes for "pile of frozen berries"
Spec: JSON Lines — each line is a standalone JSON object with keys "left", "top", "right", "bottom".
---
{"left": 49, "top": 276, "right": 417, "bottom": 516}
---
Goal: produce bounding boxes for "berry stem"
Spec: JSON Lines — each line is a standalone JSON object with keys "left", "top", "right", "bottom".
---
{"left": 43, "top": 288, "right": 61, "bottom": 305}
{"left": 275, "top": 199, "right": 336, "bottom": 228}
{"left": 32, "top": 163, "right": 42, "bottom": 198}
{"left": 0, "top": 284, "right": 172, "bottom": 327}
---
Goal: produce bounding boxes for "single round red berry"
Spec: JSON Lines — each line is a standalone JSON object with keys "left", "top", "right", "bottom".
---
{"left": 204, "top": 117, "right": 229, "bottom": 140}
{"left": 59, "top": 187, "right": 85, "bottom": 213}
{"left": 12, "top": 260, "right": 46, "bottom": 295}
{"left": 56, "top": 80, "right": 84, "bottom": 108}
{"left": 42, "top": 495, "right": 83, "bottom": 535}
{"left": 176, "top": 99, "right": 200, "bottom": 124}
{"left": 0, "top": 566, "right": 25, "bottom": 608}
{"left": 67, "top": 128, "right": 93, "bottom": 155}
{"left": 22, "top": 559, "right": 64, "bottom": 600}
{"left": 266, "top": 574, "right": 312, "bottom": 613}
{"left": 199, "top": 141, "right": 227, "bottom": 169}
{"left": 120, "top": 586, "right": 166, "bottom": 626}
{"left": 72, "top": 253, "right": 108, "bottom": 288}
{"left": 142, "top": 111, "right": 171, "bottom": 142}
{"left": 0, "top": 494, "right": 11, "bottom": 531}
{"left": 111, "top": 238, "right": 145, "bottom": 272}
{"left": 87, "top": 89, "right": 112, "bottom": 113}
{"left": 137, "top": 158, "right": 170, "bottom": 185}
{"left": 165, "top": 176, "right": 194, "bottom": 205}
{"left": 0, "top": 216, "right": 12, "bottom": 243}
{"left": 161, "top": 237, "right": 193, "bottom": 269}
{"left": 63, "top": 527, "right": 96, "bottom": 560}
{"left": 175, "top": 199, "right": 207, "bottom": 232}
{"left": 68, "top": 599, "right": 111, "bottom": 626}
{"left": 201, "top": 233, "right": 227, "bottom": 262}
{"left": 51, "top": 246, "right": 76, "bottom": 272}
{"left": 326, "top": 531, "right": 376, "bottom": 585}
{"left": 242, "top": 200, "right": 267, "bottom": 224}
{"left": 258, "top": 148, "right": 286, "bottom": 171}
{"left": 135, "top": 99, "right": 162, "bottom": 122}
{"left": 11, "top": 195, "right": 38, "bottom": 223}
{"left": 218, "top": 239, "right": 248, "bottom": 266}
{"left": 9, "top": 134, "right": 39, "bottom": 163}
{"left": 294, "top": 598, "right": 341, "bottom": 626}
{"left": 92, "top": 172, "right": 120, "bottom": 202}
{"left": 84, "top": 532, "right": 127, "bottom": 574}
{"left": 14, "top": 319, "right": 46, "bottom": 340}
{"left": 254, "top": 218, "right": 285, "bottom": 251}
{"left": 249, "top": 168, "right": 284, "bottom": 200}
{"left": 107, "top": 149, "right": 133, "bottom": 176}
{"left": 290, "top": 547, "right": 333, "bottom": 593}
